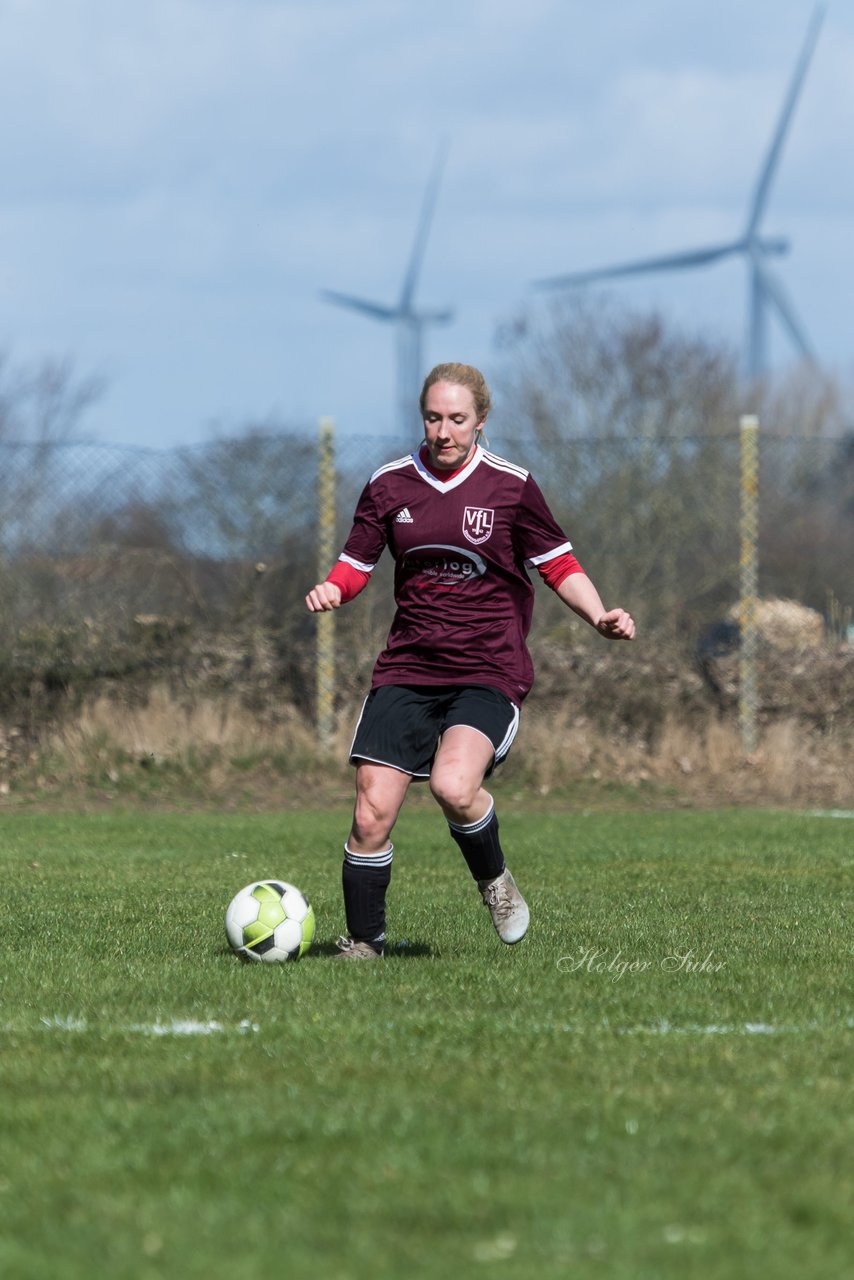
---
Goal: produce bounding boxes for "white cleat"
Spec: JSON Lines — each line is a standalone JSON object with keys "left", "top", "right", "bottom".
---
{"left": 478, "top": 868, "right": 530, "bottom": 944}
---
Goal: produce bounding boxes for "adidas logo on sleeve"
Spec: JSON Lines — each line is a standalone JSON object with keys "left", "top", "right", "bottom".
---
{"left": 395, "top": 507, "right": 414, "bottom": 523}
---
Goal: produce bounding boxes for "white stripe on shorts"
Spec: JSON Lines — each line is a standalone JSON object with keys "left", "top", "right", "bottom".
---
{"left": 449, "top": 699, "right": 520, "bottom": 765}
{"left": 493, "top": 701, "right": 520, "bottom": 762}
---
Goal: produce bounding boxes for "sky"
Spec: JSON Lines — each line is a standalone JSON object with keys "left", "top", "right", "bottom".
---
{"left": 1, "top": 0, "right": 852, "bottom": 448}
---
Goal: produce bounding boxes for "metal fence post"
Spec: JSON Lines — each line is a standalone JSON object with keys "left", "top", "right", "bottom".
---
{"left": 316, "top": 417, "right": 336, "bottom": 749}
{"left": 739, "top": 414, "right": 759, "bottom": 755}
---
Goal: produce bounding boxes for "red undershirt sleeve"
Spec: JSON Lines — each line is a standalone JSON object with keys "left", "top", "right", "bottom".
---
{"left": 537, "top": 551, "right": 585, "bottom": 591}
{"left": 326, "top": 559, "right": 371, "bottom": 603}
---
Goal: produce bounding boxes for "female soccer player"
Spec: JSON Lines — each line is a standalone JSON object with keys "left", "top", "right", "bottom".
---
{"left": 306, "top": 363, "right": 635, "bottom": 958}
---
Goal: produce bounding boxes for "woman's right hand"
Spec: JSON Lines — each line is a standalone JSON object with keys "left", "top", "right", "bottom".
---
{"left": 305, "top": 582, "right": 343, "bottom": 612}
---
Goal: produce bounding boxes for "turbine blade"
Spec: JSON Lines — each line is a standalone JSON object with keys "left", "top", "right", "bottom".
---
{"left": 753, "top": 258, "right": 814, "bottom": 359}
{"left": 319, "top": 289, "right": 398, "bottom": 322}
{"left": 534, "top": 241, "right": 743, "bottom": 289}
{"left": 746, "top": 3, "right": 826, "bottom": 238}
{"left": 399, "top": 138, "right": 449, "bottom": 313}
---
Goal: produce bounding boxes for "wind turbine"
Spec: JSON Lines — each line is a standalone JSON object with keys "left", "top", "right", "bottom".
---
{"left": 321, "top": 144, "right": 454, "bottom": 438}
{"left": 534, "top": 4, "right": 826, "bottom": 381}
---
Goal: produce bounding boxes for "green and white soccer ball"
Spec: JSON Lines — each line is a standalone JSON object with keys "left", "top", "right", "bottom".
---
{"left": 225, "top": 880, "right": 316, "bottom": 962}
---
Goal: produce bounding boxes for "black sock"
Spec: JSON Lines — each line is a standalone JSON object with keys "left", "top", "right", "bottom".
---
{"left": 448, "top": 802, "right": 506, "bottom": 883}
{"left": 342, "top": 843, "right": 393, "bottom": 952}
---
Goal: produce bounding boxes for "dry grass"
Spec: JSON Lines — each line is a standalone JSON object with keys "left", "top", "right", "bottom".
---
{"left": 52, "top": 686, "right": 296, "bottom": 760}
{"left": 26, "top": 685, "right": 338, "bottom": 803}
{"left": 3, "top": 681, "right": 852, "bottom": 809}
{"left": 512, "top": 707, "right": 854, "bottom": 808}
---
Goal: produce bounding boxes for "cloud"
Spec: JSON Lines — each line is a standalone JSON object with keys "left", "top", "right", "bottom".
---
{"left": 0, "top": 0, "right": 851, "bottom": 444}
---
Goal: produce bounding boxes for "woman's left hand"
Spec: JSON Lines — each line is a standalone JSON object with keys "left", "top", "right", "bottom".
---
{"left": 596, "top": 609, "right": 636, "bottom": 640}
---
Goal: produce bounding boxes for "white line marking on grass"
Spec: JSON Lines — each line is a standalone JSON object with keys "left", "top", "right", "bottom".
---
{"left": 40, "top": 1015, "right": 87, "bottom": 1031}
{"left": 529, "top": 1020, "right": 846, "bottom": 1036}
{"left": 133, "top": 1019, "right": 260, "bottom": 1037}
{"left": 809, "top": 810, "right": 854, "bottom": 819}
{"left": 615, "top": 1020, "right": 801, "bottom": 1036}
{"left": 38, "top": 1016, "right": 259, "bottom": 1036}
{"left": 35, "top": 1017, "right": 852, "bottom": 1038}
{"left": 625, "top": 1020, "right": 852, "bottom": 1035}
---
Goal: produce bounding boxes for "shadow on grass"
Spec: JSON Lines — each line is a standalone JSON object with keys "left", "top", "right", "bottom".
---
{"left": 311, "top": 937, "right": 435, "bottom": 960}
{"left": 218, "top": 940, "right": 436, "bottom": 962}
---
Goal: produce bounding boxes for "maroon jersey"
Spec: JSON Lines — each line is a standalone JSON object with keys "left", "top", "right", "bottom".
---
{"left": 338, "top": 444, "right": 573, "bottom": 703}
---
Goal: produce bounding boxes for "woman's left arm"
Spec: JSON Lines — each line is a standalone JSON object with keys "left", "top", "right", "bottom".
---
{"left": 554, "top": 572, "right": 636, "bottom": 640}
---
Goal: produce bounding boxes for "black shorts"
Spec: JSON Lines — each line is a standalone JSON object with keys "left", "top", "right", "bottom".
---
{"left": 349, "top": 684, "right": 520, "bottom": 779}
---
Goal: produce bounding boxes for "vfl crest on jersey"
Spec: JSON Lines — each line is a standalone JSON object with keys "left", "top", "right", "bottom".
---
{"left": 462, "top": 506, "right": 494, "bottom": 546}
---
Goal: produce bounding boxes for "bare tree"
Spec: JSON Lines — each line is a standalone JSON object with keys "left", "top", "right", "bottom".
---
{"left": 0, "top": 352, "right": 105, "bottom": 559}
{"left": 492, "top": 298, "right": 746, "bottom": 631}
{"left": 494, "top": 297, "right": 740, "bottom": 442}
{"left": 0, "top": 352, "right": 103, "bottom": 444}
{"left": 492, "top": 297, "right": 854, "bottom": 635}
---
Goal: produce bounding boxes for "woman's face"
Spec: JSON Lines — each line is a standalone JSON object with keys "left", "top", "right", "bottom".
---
{"left": 422, "top": 382, "right": 486, "bottom": 470}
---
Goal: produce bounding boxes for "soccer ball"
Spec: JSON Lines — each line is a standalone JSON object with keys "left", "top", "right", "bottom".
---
{"left": 225, "top": 880, "right": 316, "bottom": 962}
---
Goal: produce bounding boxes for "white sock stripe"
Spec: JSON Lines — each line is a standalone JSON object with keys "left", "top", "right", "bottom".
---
{"left": 343, "top": 842, "right": 394, "bottom": 867}
{"left": 344, "top": 852, "right": 394, "bottom": 868}
{"left": 448, "top": 800, "right": 495, "bottom": 835}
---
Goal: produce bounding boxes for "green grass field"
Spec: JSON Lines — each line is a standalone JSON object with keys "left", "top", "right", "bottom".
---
{"left": 1, "top": 804, "right": 851, "bottom": 1279}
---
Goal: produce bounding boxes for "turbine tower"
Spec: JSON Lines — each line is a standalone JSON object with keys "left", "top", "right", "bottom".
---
{"left": 321, "top": 143, "right": 454, "bottom": 439}
{"left": 534, "top": 4, "right": 826, "bottom": 381}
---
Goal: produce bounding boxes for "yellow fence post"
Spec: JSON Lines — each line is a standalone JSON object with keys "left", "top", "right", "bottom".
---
{"left": 739, "top": 414, "right": 759, "bottom": 756}
{"left": 316, "top": 417, "right": 336, "bottom": 750}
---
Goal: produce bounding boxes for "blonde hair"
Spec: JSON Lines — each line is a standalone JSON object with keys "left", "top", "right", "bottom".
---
{"left": 419, "top": 363, "right": 492, "bottom": 421}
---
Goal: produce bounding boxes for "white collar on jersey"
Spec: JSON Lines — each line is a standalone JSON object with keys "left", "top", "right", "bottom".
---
{"left": 411, "top": 442, "right": 485, "bottom": 493}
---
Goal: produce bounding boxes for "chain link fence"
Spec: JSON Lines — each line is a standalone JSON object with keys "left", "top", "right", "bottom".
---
{"left": 0, "top": 425, "right": 851, "bottom": 755}
{"left": 5, "top": 429, "right": 849, "bottom": 610}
